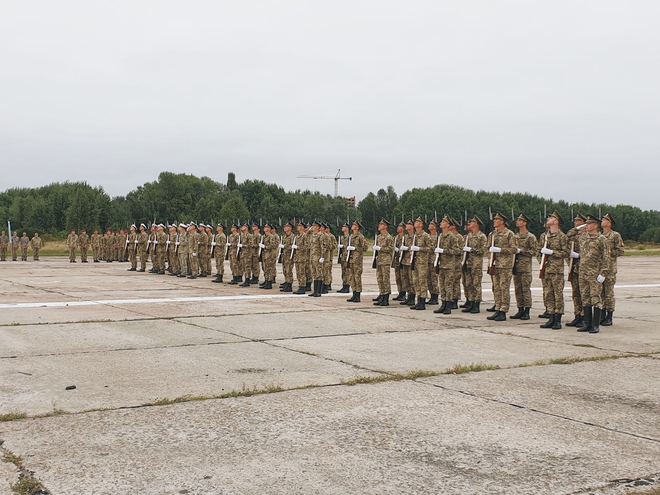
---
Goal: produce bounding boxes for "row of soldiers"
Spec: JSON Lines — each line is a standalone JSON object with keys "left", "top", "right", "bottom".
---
{"left": 0, "top": 232, "right": 43, "bottom": 261}
{"left": 65, "top": 229, "right": 133, "bottom": 263}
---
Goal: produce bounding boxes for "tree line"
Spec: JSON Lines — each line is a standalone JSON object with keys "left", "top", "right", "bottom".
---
{"left": 1, "top": 172, "right": 658, "bottom": 241}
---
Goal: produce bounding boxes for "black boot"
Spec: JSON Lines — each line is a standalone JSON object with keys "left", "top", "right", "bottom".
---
{"left": 427, "top": 294, "right": 439, "bottom": 305}
{"left": 449, "top": 300, "right": 458, "bottom": 309}
{"left": 566, "top": 315, "right": 583, "bottom": 327}
{"left": 487, "top": 309, "right": 500, "bottom": 320}
{"left": 251, "top": 276, "right": 259, "bottom": 284}
{"left": 470, "top": 301, "right": 481, "bottom": 313}
{"left": 493, "top": 311, "right": 507, "bottom": 321}
{"left": 552, "top": 314, "right": 562, "bottom": 330}
{"left": 280, "top": 283, "right": 292, "bottom": 293}
{"left": 309, "top": 280, "right": 320, "bottom": 297}
{"left": 510, "top": 307, "right": 524, "bottom": 319}
{"left": 321, "top": 284, "right": 328, "bottom": 294}
{"left": 305, "top": 282, "right": 312, "bottom": 291}
{"left": 433, "top": 301, "right": 447, "bottom": 314}
{"left": 487, "top": 304, "right": 497, "bottom": 312}
{"left": 378, "top": 294, "right": 390, "bottom": 306}
{"left": 337, "top": 284, "right": 350, "bottom": 293}
{"left": 393, "top": 291, "right": 406, "bottom": 301}
{"left": 259, "top": 279, "right": 267, "bottom": 287}
{"left": 461, "top": 301, "right": 473, "bottom": 313}
{"left": 413, "top": 297, "right": 426, "bottom": 310}
{"left": 538, "top": 310, "right": 551, "bottom": 319}
{"left": 348, "top": 292, "right": 360, "bottom": 303}
{"left": 228, "top": 276, "right": 237, "bottom": 285}
{"left": 294, "top": 285, "right": 306, "bottom": 294}
{"left": 239, "top": 278, "right": 251, "bottom": 287}
{"left": 590, "top": 307, "right": 601, "bottom": 333}
{"left": 577, "top": 306, "right": 592, "bottom": 332}
{"left": 459, "top": 300, "right": 469, "bottom": 308}
{"left": 540, "top": 314, "right": 555, "bottom": 328}
{"left": 260, "top": 280, "right": 273, "bottom": 290}
{"left": 406, "top": 293, "right": 416, "bottom": 306}
{"left": 373, "top": 294, "right": 383, "bottom": 303}
{"left": 212, "top": 275, "right": 222, "bottom": 283}
{"left": 520, "top": 307, "right": 530, "bottom": 320}
{"left": 442, "top": 301, "right": 451, "bottom": 315}
{"left": 601, "top": 310, "right": 613, "bottom": 326}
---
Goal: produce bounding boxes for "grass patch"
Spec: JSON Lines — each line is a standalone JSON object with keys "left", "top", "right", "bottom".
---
{"left": 342, "top": 369, "right": 438, "bottom": 386}
{"left": 0, "top": 412, "right": 27, "bottom": 423}
{"left": 523, "top": 354, "right": 623, "bottom": 367}
{"left": 445, "top": 363, "right": 501, "bottom": 374}
{"left": 10, "top": 472, "right": 49, "bottom": 495}
{"left": 2, "top": 451, "right": 23, "bottom": 467}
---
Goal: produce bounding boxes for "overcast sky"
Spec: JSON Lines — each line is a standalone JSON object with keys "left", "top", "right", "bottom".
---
{"left": 1, "top": 1, "right": 659, "bottom": 209}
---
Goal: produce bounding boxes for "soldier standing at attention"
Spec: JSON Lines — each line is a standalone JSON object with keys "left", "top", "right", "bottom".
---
{"left": 410, "top": 217, "right": 432, "bottom": 310}
{"left": 449, "top": 218, "right": 465, "bottom": 309}
{"left": 336, "top": 223, "right": 351, "bottom": 293}
{"left": 127, "top": 224, "right": 138, "bottom": 271}
{"left": 538, "top": 212, "right": 569, "bottom": 329}
{"left": 106, "top": 230, "right": 115, "bottom": 263}
{"left": 196, "top": 224, "right": 207, "bottom": 277}
{"left": 138, "top": 223, "right": 148, "bottom": 272}
{"left": 78, "top": 229, "right": 89, "bottom": 263}
{"left": 307, "top": 220, "right": 324, "bottom": 298}
{"left": 433, "top": 216, "right": 462, "bottom": 315}
{"left": 345, "top": 220, "right": 366, "bottom": 303}
{"left": 600, "top": 213, "right": 624, "bottom": 326}
{"left": 399, "top": 220, "right": 415, "bottom": 306}
{"left": 118, "top": 229, "right": 127, "bottom": 262}
{"left": 91, "top": 230, "right": 101, "bottom": 262}
{"left": 293, "top": 221, "right": 309, "bottom": 294}
{"left": 577, "top": 215, "right": 609, "bottom": 334}
{"left": 461, "top": 216, "right": 488, "bottom": 313}
{"left": 279, "top": 222, "right": 294, "bottom": 292}
{"left": 186, "top": 223, "right": 199, "bottom": 279}
{"left": 67, "top": 230, "right": 78, "bottom": 263}
{"left": 511, "top": 213, "right": 538, "bottom": 321}
{"left": 205, "top": 225, "right": 213, "bottom": 276}
{"left": 486, "top": 213, "right": 517, "bottom": 321}
{"left": 392, "top": 223, "right": 406, "bottom": 302}
{"left": 250, "top": 222, "right": 261, "bottom": 284}
{"left": 11, "top": 232, "right": 19, "bottom": 261}
{"left": 212, "top": 224, "right": 227, "bottom": 283}
{"left": 427, "top": 219, "right": 440, "bottom": 306}
{"left": 19, "top": 232, "right": 29, "bottom": 261}
{"left": 239, "top": 223, "right": 253, "bottom": 287}
{"left": 156, "top": 224, "right": 167, "bottom": 274}
{"left": 259, "top": 223, "right": 279, "bottom": 289}
{"left": 227, "top": 224, "right": 241, "bottom": 284}
{"left": 177, "top": 223, "right": 189, "bottom": 278}
{"left": 31, "top": 233, "right": 42, "bottom": 261}
{"left": 372, "top": 219, "right": 394, "bottom": 306}
{"left": 0, "top": 231, "right": 8, "bottom": 261}
{"left": 565, "top": 214, "right": 586, "bottom": 327}
{"left": 323, "top": 224, "right": 338, "bottom": 292}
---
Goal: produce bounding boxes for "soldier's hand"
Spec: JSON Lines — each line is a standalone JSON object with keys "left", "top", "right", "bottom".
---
{"left": 540, "top": 247, "right": 553, "bottom": 256}
{"left": 259, "top": 243, "right": 265, "bottom": 249}
{"left": 463, "top": 246, "right": 472, "bottom": 253}
{"left": 319, "top": 257, "right": 324, "bottom": 263}
{"left": 596, "top": 274, "right": 605, "bottom": 284}
{"left": 489, "top": 246, "right": 501, "bottom": 254}
{"left": 238, "top": 243, "right": 243, "bottom": 248}
{"left": 570, "top": 251, "right": 580, "bottom": 259}
{"left": 374, "top": 246, "right": 381, "bottom": 251}
{"left": 434, "top": 247, "right": 443, "bottom": 254}
{"left": 516, "top": 248, "right": 521, "bottom": 254}
{"left": 347, "top": 246, "right": 356, "bottom": 251}
{"left": 400, "top": 246, "right": 408, "bottom": 251}
{"left": 279, "top": 244, "right": 285, "bottom": 249}
{"left": 394, "top": 247, "right": 399, "bottom": 252}
{"left": 292, "top": 245, "right": 298, "bottom": 249}
{"left": 411, "top": 246, "right": 420, "bottom": 252}
{"left": 192, "top": 253, "right": 197, "bottom": 257}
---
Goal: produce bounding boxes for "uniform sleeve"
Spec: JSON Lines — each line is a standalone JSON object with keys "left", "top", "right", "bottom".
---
{"left": 614, "top": 233, "right": 625, "bottom": 257}
{"left": 381, "top": 235, "right": 394, "bottom": 255}
{"left": 600, "top": 238, "right": 610, "bottom": 276}
{"left": 553, "top": 234, "right": 569, "bottom": 259}
{"left": 500, "top": 231, "right": 517, "bottom": 255}
{"left": 473, "top": 234, "right": 487, "bottom": 256}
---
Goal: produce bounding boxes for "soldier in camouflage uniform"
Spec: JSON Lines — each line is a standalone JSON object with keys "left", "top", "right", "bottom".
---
{"left": 460, "top": 217, "right": 487, "bottom": 313}
{"left": 372, "top": 219, "right": 394, "bottom": 306}
{"left": 156, "top": 224, "right": 167, "bottom": 274}
{"left": 138, "top": 224, "right": 148, "bottom": 272}
{"left": 91, "top": 230, "right": 101, "bottom": 262}
{"left": 19, "top": 232, "right": 29, "bottom": 261}
{"left": 227, "top": 224, "right": 241, "bottom": 284}
{"left": 392, "top": 223, "right": 406, "bottom": 301}
{"left": 577, "top": 215, "right": 609, "bottom": 334}
{"left": 565, "top": 214, "right": 587, "bottom": 327}
{"left": 323, "top": 224, "right": 338, "bottom": 292}
{"left": 486, "top": 213, "right": 517, "bottom": 321}
{"left": 307, "top": 221, "right": 325, "bottom": 297}
{"left": 186, "top": 223, "right": 199, "bottom": 279}
{"left": 600, "top": 213, "right": 624, "bottom": 326}
{"left": 346, "top": 220, "right": 367, "bottom": 303}
{"left": 432, "top": 216, "right": 462, "bottom": 315}
{"left": 212, "top": 224, "right": 227, "bottom": 283}
{"left": 336, "top": 224, "right": 351, "bottom": 293}
{"left": 197, "top": 224, "right": 208, "bottom": 277}
{"left": 409, "top": 217, "right": 432, "bottom": 310}
{"left": 78, "top": 229, "right": 89, "bottom": 263}
{"left": 449, "top": 219, "right": 465, "bottom": 308}
{"left": 67, "top": 230, "right": 78, "bottom": 263}
{"left": 177, "top": 223, "right": 189, "bottom": 278}
{"left": 427, "top": 219, "right": 440, "bottom": 305}
{"left": 127, "top": 224, "right": 138, "bottom": 271}
{"left": 205, "top": 225, "right": 213, "bottom": 276}
{"left": 0, "top": 231, "right": 8, "bottom": 261}
{"left": 31, "top": 233, "right": 42, "bottom": 261}
{"left": 250, "top": 222, "right": 262, "bottom": 284}
{"left": 108, "top": 230, "right": 117, "bottom": 263}
{"left": 538, "top": 212, "right": 569, "bottom": 329}
{"left": 10, "top": 232, "right": 19, "bottom": 261}
{"left": 511, "top": 213, "right": 538, "bottom": 321}
{"left": 239, "top": 223, "right": 254, "bottom": 286}
{"left": 293, "top": 221, "right": 309, "bottom": 294}
{"left": 279, "top": 222, "right": 294, "bottom": 292}
{"left": 258, "top": 223, "right": 279, "bottom": 289}
{"left": 399, "top": 220, "right": 415, "bottom": 306}
{"left": 118, "top": 229, "right": 128, "bottom": 262}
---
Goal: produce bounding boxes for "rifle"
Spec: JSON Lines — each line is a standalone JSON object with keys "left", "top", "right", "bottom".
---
{"left": 224, "top": 235, "right": 230, "bottom": 261}
{"left": 124, "top": 234, "right": 129, "bottom": 256}
{"left": 539, "top": 235, "right": 549, "bottom": 280}
{"left": 567, "top": 240, "right": 575, "bottom": 277}
{"left": 392, "top": 234, "right": 402, "bottom": 268}
{"left": 398, "top": 234, "right": 406, "bottom": 264}
{"left": 337, "top": 234, "right": 344, "bottom": 264}
{"left": 290, "top": 235, "right": 298, "bottom": 260}
{"left": 258, "top": 234, "right": 265, "bottom": 269}
{"left": 146, "top": 235, "right": 152, "bottom": 255}
{"left": 371, "top": 235, "right": 378, "bottom": 269}
{"left": 175, "top": 233, "right": 180, "bottom": 256}
{"left": 460, "top": 234, "right": 469, "bottom": 268}
{"left": 277, "top": 234, "right": 286, "bottom": 264}
{"left": 236, "top": 234, "right": 242, "bottom": 262}
{"left": 346, "top": 234, "right": 353, "bottom": 263}
{"left": 433, "top": 234, "right": 441, "bottom": 268}
{"left": 410, "top": 233, "right": 417, "bottom": 270}
{"left": 487, "top": 233, "right": 496, "bottom": 276}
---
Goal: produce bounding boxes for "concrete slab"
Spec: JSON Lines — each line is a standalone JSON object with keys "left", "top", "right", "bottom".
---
{"left": 1, "top": 381, "right": 658, "bottom": 495}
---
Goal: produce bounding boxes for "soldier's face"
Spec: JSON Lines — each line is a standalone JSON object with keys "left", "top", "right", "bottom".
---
{"left": 546, "top": 218, "right": 558, "bottom": 229}
{"left": 601, "top": 219, "right": 611, "bottom": 230}
{"left": 351, "top": 225, "right": 359, "bottom": 234}
{"left": 575, "top": 219, "right": 584, "bottom": 228}
{"left": 429, "top": 224, "right": 436, "bottom": 233}
{"left": 264, "top": 227, "right": 271, "bottom": 234}
{"left": 378, "top": 224, "right": 388, "bottom": 234}
{"left": 397, "top": 227, "right": 404, "bottom": 236}
{"left": 516, "top": 219, "right": 527, "bottom": 230}
{"left": 440, "top": 220, "right": 449, "bottom": 231}
{"left": 586, "top": 222, "right": 598, "bottom": 233}
{"left": 284, "top": 226, "right": 292, "bottom": 234}
{"left": 406, "top": 225, "right": 414, "bottom": 234}
{"left": 414, "top": 221, "right": 424, "bottom": 232}
{"left": 342, "top": 227, "right": 349, "bottom": 235}
{"left": 493, "top": 218, "right": 504, "bottom": 229}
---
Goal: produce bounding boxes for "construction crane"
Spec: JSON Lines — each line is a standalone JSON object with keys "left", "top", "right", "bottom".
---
{"left": 297, "top": 169, "right": 352, "bottom": 198}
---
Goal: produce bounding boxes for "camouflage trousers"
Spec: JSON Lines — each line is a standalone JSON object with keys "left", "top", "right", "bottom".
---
{"left": 189, "top": 253, "right": 199, "bottom": 276}
{"left": 215, "top": 254, "right": 225, "bottom": 277}
{"left": 21, "top": 247, "right": 28, "bottom": 261}
{"left": 68, "top": 247, "right": 76, "bottom": 262}
{"left": 263, "top": 256, "right": 277, "bottom": 281}
{"left": 569, "top": 270, "right": 582, "bottom": 316}
{"left": 393, "top": 264, "right": 403, "bottom": 293}
{"left": 427, "top": 264, "right": 439, "bottom": 295}
{"left": 282, "top": 258, "right": 293, "bottom": 283}
{"left": 12, "top": 247, "right": 18, "bottom": 261}
{"left": 80, "top": 247, "right": 88, "bottom": 262}
{"left": 311, "top": 258, "right": 323, "bottom": 281}
{"left": 348, "top": 261, "right": 363, "bottom": 292}
{"left": 376, "top": 264, "right": 391, "bottom": 294}
{"left": 454, "top": 275, "right": 462, "bottom": 301}
{"left": 0, "top": 246, "right": 6, "bottom": 261}
{"left": 323, "top": 257, "right": 333, "bottom": 285}
{"left": 251, "top": 253, "right": 260, "bottom": 280}
{"left": 139, "top": 249, "right": 147, "bottom": 270}
{"left": 411, "top": 263, "right": 428, "bottom": 298}
{"left": 438, "top": 268, "right": 458, "bottom": 301}
{"left": 513, "top": 271, "right": 533, "bottom": 308}
{"left": 33, "top": 248, "right": 40, "bottom": 260}
{"left": 92, "top": 245, "right": 99, "bottom": 261}
{"left": 179, "top": 252, "right": 189, "bottom": 276}
{"left": 229, "top": 252, "right": 239, "bottom": 277}
{"left": 340, "top": 261, "right": 349, "bottom": 285}
{"left": 129, "top": 248, "right": 137, "bottom": 270}
{"left": 400, "top": 265, "right": 412, "bottom": 292}
{"left": 601, "top": 272, "right": 617, "bottom": 311}
{"left": 295, "top": 259, "right": 308, "bottom": 287}
{"left": 542, "top": 273, "right": 565, "bottom": 314}
{"left": 169, "top": 251, "right": 180, "bottom": 274}
{"left": 491, "top": 268, "right": 513, "bottom": 312}
{"left": 462, "top": 265, "right": 483, "bottom": 302}
{"left": 579, "top": 271, "right": 602, "bottom": 308}
{"left": 156, "top": 249, "right": 166, "bottom": 273}
{"left": 198, "top": 253, "right": 208, "bottom": 276}
{"left": 207, "top": 254, "right": 212, "bottom": 276}
{"left": 241, "top": 251, "right": 253, "bottom": 280}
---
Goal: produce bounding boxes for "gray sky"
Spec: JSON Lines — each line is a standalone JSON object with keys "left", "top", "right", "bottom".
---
{"left": 1, "top": 1, "right": 659, "bottom": 209}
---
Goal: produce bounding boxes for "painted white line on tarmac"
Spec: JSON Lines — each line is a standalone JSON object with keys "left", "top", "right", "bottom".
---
{"left": 0, "top": 284, "right": 658, "bottom": 309}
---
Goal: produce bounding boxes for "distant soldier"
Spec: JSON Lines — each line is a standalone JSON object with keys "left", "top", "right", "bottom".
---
{"left": 566, "top": 214, "right": 587, "bottom": 327}
{"left": 118, "top": 229, "right": 127, "bottom": 262}
{"left": 372, "top": 219, "right": 394, "bottom": 306}
{"left": 600, "top": 213, "right": 624, "bottom": 326}
{"left": 205, "top": 225, "right": 213, "bottom": 276}
{"left": 336, "top": 223, "right": 351, "bottom": 293}
{"left": 31, "top": 233, "right": 42, "bottom": 261}
{"left": 108, "top": 230, "right": 117, "bottom": 263}
{"left": 410, "top": 217, "right": 432, "bottom": 310}
{"left": 399, "top": 220, "right": 415, "bottom": 307}
{"left": 177, "top": 223, "right": 189, "bottom": 278}
{"left": 212, "top": 224, "right": 227, "bottom": 283}
{"left": 391, "top": 223, "right": 406, "bottom": 302}
{"left": 239, "top": 223, "right": 253, "bottom": 286}
{"left": 577, "top": 215, "right": 609, "bottom": 334}
{"left": 19, "top": 232, "right": 29, "bottom": 261}
{"left": 196, "top": 224, "right": 208, "bottom": 277}
{"left": 538, "top": 212, "right": 569, "bottom": 329}
{"left": 293, "top": 221, "right": 309, "bottom": 294}
{"left": 279, "top": 222, "right": 294, "bottom": 292}
{"left": 427, "top": 219, "right": 440, "bottom": 305}
{"left": 258, "top": 223, "right": 279, "bottom": 289}
{"left": 11, "top": 232, "right": 19, "bottom": 261}
{"left": 250, "top": 222, "right": 262, "bottom": 284}
{"left": 227, "top": 224, "right": 241, "bottom": 284}
{"left": 78, "top": 229, "right": 89, "bottom": 263}
{"left": 461, "top": 216, "right": 488, "bottom": 313}
{"left": 138, "top": 223, "right": 148, "bottom": 272}
{"left": 433, "top": 216, "right": 462, "bottom": 315}
{"left": 113, "top": 230, "right": 120, "bottom": 261}
{"left": 323, "top": 224, "right": 338, "bottom": 292}
{"left": 67, "top": 230, "right": 78, "bottom": 263}
{"left": 449, "top": 218, "right": 465, "bottom": 309}
{"left": 486, "top": 213, "right": 517, "bottom": 321}
{"left": 0, "top": 231, "right": 8, "bottom": 261}
{"left": 155, "top": 224, "right": 167, "bottom": 274}
{"left": 188, "top": 223, "right": 200, "bottom": 279}
{"left": 166, "top": 224, "right": 178, "bottom": 275}
{"left": 91, "top": 230, "right": 102, "bottom": 262}
{"left": 346, "top": 220, "right": 367, "bottom": 303}
{"left": 127, "top": 224, "right": 138, "bottom": 271}
{"left": 511, "top": 213, "right": 538, "bottom": 321}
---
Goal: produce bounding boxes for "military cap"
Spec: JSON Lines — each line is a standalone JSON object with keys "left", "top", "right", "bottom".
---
{"left": 312, "top": 219, "right": 321, "bottom": 226}
{"left": 492, "top": 212, "right": 508, "bottom": 224}
{"left": 298, "top": 221, "right": 308, "bottom": 228}
{"left": 352, "top": 220, "right": 363, "bottom": 229}
{"left": 217, "top": 223, "right": 226, "bottom": 229}
{"left": 585, "top": 214, "right": 599, "bottom": 224}
{"left": 251, "top": 221, "right": 260, "bottom": 227}
{"left": 189, "top": 221, "right": 197, "bottom": 227}
{"left": 440, "top": 215, "right": 451, "bottom": 225}
{"left": 157, "top": 223, "right": 165, "bottom": 228}
{"left": 414, "top": 216, "right": 425, "bottom": 224}
{"left": 450, "top": 216, "right": 461, "bottom": 228}
{"left": 398, "top": 222, "right": 406, "bottom": 228}
{"left": 378, "top": 218, "right": 391, "bottom": 226}
{"left": 516, "top": 213, "right": 531, "bottom": 224}
{"left": 405, "top": 219, "right": 414, "bottom": 226}
{"left": 549, "top": 211, "right": 562, "bottom": 223}
{"left": 601, "top": 213, "right": 615, "bottom": 225}
{"left": 130, "top": 224, "right": 137, "bottom": 229}
{"left": 264, "top": 222, "right": 273, "bottom": 228}
{"left": 574, "top": 213, "right": 586, "bottom": 222}
{"left": 140, "top": 223, "right": 147, "bottom": 229}
{"left": 468, "top": 216, "right": 484, "bottom": 227}
{"left": 178, "top": 222, "right": 188, "bottom": 228}
{"left": 241, "top": 220, "right": 248, "bottom": 227}
{"left": 231, "top": 223, "right": 240, "bottom": 229}
{"left": 429, "top": 218, "right": 438, "bottom": 226}
{"left": 284, "top": 221, "right": 294, "bottom": 228}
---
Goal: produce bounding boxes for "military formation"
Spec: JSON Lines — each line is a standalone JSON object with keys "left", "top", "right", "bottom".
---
{"left": 2, "top": 212, "right": 624, "bottom": 334}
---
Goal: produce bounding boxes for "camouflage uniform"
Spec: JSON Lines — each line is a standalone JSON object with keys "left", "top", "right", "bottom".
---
{"left": 436, "top": 231, "right": 462, "bottom": 304}
{"left": 411, "top": 230, "right": 432, "bottom": 302}
{"left": 488, "top": 228, "right": 517, "bottom": 313}
{"left": 538, "top": 230, "right": 569, "bottom": 314}
{"left": 138, "top": 230, "right": 149, "bottom": 271}
{"left": 10, "top": 234, "right": 19, "bottom": 261}
{"left": 428, "top": 231, "right": 440, "bottom": 300}
{"left": 67, "top": 232, "right": 78, "bottom": 262}
{"left": 293, "top": 230, "right": 310, "bottom": 292}
{"left": 513, "top": 231, "right": 538, "bottom": 310}
{"left": 261, "top": 231, "right": 279, "bottom": 286}
{"left": 128, "top": 231, "right": 138, "bottom": 270}
{"left": 579, "top": 232, "right": 609, "bottom": 308}
{"left": 189, "top": 228, "right": 200, "bottom": 278}
{"left": 452, "top": 232, "right": 464, "bottom": 302}
{"left": 346, "top": 232, "right": 366, "bottom": 293}
{"left": 250, "top": 231, "right": 261, "bottom": 282}
{"left": 399, "top": 231, "right": 414, "bottom": 304}
{"left": 241, "top": 231, "right": 255, "bottom": 283}
{"left": 213, "top": 231, "right": 227, "bottom": 280}
{"left": 375, "top": 231, "right": 394, "bottom": 295}
{"left": 91, "top": 232, "right": 101, "bottom": 262}
{"left": 178, "top": 229, "right": 189, "bottom": 277}
{"left": 392, "top": 232, "right": 405, "bottom": 298}
{"left": 20, "top": 234, "right": 30, "bottom": 261}
{"left": 118, "top": 232, "right": 127, "bottom": 262}
{"left": 0, "top": 232, "right": 8, "bottom": 261}
{"left": 31, "top": 235, "right": 42, "bottom": 261}
{"left": 228, "top": 231, "right": 241, "bottom": 281}
{"left": 324, "top": 232, "right": 338, "bottom": 288}
{"left": 198, "top": 229, "right": 209, "bottom": 277}
{"left": 78, "top": 232, "right": 89, "bottom": 262}
{"left": 339, "top": 232, "right": 350, "bottom": 289}
{"left": 157, "top": 229, "right": 168, "bottom": 274}
{"left": 462, "top": 231, "right": 487, "bottom": 305}
{"left": 281, "top": 232, "right": 294, "bottom": 285}
{"left": 602, "top": 230, "right": 624, "bottom": 311}
{"left": 566, "top": 226, "right": 585, "bottom": 318}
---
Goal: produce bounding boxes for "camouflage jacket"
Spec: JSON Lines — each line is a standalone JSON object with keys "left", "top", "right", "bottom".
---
{"left": 538, "top": 230, "right": 569, "bottom": 275}
{"left": 487, "top": 228, "right": 517, "bottom": 270}
{"left": 602, "top": 230, "right": 624, "bottom": 274}
{"left": 375, "top": 232, "right": 394, "bottom": 267}
{"left": 578, "top": 233, "right": 609, "bottom": 278}
{"left": 463, "top": 231, "right": 488, "bottom": 270}
{"left": 514, "top": 231, "right": 538, "bottom": 274}
{"left": 437, "top": 231, "right": 462, "bottom": 269}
